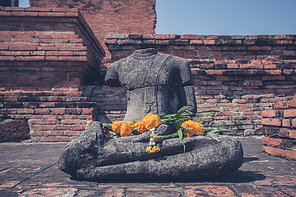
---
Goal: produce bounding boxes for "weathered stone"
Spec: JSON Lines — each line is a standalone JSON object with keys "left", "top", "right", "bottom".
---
{"left": 105, "top": 48, "right": 197, "bottom": 123}
{"left": 59, "top": 48, "right": 244, "bottom": 180}
{"left": 58, "top": 122, "right": 243, "bottom": 180}
{"left": 0, "top": 119, "right": 30, "bottom": 142}
{"left": 244, "top": 129, "right": 255, "bottom": 136}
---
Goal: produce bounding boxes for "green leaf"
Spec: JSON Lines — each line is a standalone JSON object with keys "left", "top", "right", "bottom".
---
{"left": 172, "top": 122, "right": 186, "bottom": 152}
{"left": 180, "top": 125, "right": 199, "bottom": 136}
{"left": 204, "top": 129, "right": 236, "bottom": 135}
{"left": 177, "top": 127, "right": 185, "bottom": 152}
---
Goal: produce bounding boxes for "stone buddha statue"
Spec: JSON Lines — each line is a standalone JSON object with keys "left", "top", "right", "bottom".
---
{"left": 58, "top": 48, "right": 243, "bottom": 181}
{"left": 105, "top": 48, "right": 197, "bottom": 123}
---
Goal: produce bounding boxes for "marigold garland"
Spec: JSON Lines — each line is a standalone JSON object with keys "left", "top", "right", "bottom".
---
{"left": 120, "top": 121, "right": 137, "bottom": 137}
{"left": 181, "top": 120, "right": 205, "bottom": 137}
{"left": 137, "top": 113, "right": 162, "bottom": 133}
{"left": 112, "top": 121, "right": 123, "bottom": 134}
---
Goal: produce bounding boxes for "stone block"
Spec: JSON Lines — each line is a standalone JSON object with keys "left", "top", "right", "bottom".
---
{"left": 0, "top": 119, "right": 30, "bottom": 142}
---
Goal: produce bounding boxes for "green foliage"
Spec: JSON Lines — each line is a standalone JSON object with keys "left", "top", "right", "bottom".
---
{"left": 236, "top": 119, "right": 242, "bottom": 124}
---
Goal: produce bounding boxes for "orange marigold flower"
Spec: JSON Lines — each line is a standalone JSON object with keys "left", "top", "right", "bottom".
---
{"left": 112, "top": 121, "right": 123, "bottom": 134}
{"left": 120, "top": 121, "right": 137, "bottom": 137}
{"left": 137, "top": 113, "right": 162, "bottom": 133}
{"left": 146, "top": 146, "right": 160, "bottom": 154}
{"left": 181, "top": 120, "right": 205, "bottom": 137}
{"left": 137, "top": 119, "right": 147, "bottom": 134}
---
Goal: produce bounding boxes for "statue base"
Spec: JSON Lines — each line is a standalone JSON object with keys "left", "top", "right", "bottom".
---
{"left": 58, "top": 122, "right": 243, "bottom": 180}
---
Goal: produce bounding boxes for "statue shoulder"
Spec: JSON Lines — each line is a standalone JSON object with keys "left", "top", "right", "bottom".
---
{"left": 108, "top": 57, "right": 128, "bottom": 70}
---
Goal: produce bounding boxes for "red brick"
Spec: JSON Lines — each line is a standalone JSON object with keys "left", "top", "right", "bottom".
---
{"left": 11, "top": 11, "right": 38, "bottom": 16}
{"left": 240, "top": 63, "right": 263, "bottom": 69}
{"left": 42, "top": 136, "right": 69, "bottom": 142}
{"left": 261, "top": 118, "right": 281, "bottom": 126}
{"left": 0, "top": 56, "right": 14, "bottom": 60}
{"left": 261, "top": 110, "right": 276, "bottom": 117}
{"left": 274, "top": 102, "right": 288, "bottom": 109}
{"left": 282, "top": 119, "right": 291, "bottom": 127}
{"left": 15, "top": 56, "right": 45, "bottom": 61}
{"left": 247, "top": 46, "right": 260, "bottom": 50}
{"left": 46, "top": 51, "right": 74, "bottom": 56}
{"left": 82, "top": 108, "right": 94, "bottom": 115}
{"left": 267, "top": 70, "right": 281, "bottom": 75}
{"left": 64, "top": 131, "right": 81, "bottom": 136}
{"left": 31, "top": 131, "right": 45, "bottom": 136}
{"left": 45, "top": 131, "right": 65, "bottom": 136}
{"left": 4, "top": 7, "right": 24, "bottom": 11}
{"left": 262, "top": 76, "right": 285, "bottom": 81}
{"left": 288, "top": 99, "right": 296, "bottom": 107}
{"left": 289, "top": 130, "right": 296, "bottom": 138}
{"left": 61, "top": 119, "right": 81, "bottom": 125}
{"left": 203, "top": 40, "right": 215, "bottom": 45}
{"left": 59, "top": 56, "right": 87, "bottom": 61}
{"left": 284, "top": 109, "right": 296, "bottom": 118}
{"left": 291, "top": 119, "right": 296, "bottom": 128}
{"left": 184, "top": 185, "right": 236, "bottom": 197}
{"left": 262, "top": 137, "right": 282, "bottom": 146}
{"left": 51, "top": 108, "right": 65, "bottom": 115}
{"left": 33, "top": 119, "right": 56, "bottom": 125}
{"left": 263, "top": 146, "right": 296, "bottom": 160}
{"left": 207, "top": 70, "right": 223, "bottom": 75}
{"left": 264, "top": 64, "right": 277, "bottom": 69}
{"left": 35, "top": 108, "right": 50, "bottom": 115}
{"left": 17, "top": 108, "right": 34, "bottom": 114}
{"left": 72, "top": 125, "right": 85, "bottom": 131}
{"left": 39, "top": 102, "right": 55, "bottom": 108}
{"left": 38, "top": 12, "right": 65, "bottom": 17}
{"left": 54, "top": 125, "right": 72, "bottom": 130}
{"left": 25, "top": 7, "right": 52, "bottom": 11}
{"left": 4, "top": 97, "right": 17, "bottom": 101}
{"left": 31, "top": 125, "right": 53, "bottom": 131}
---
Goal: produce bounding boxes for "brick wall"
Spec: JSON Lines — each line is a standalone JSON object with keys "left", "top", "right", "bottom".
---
{"left": 0, "top": 7, "right": 105, "bottom": 90}
{"left": 29, "top": 0, "right": 156, "bottom": 62}
{"left": 100, "top": 34, "right": 296, "bottom": 136}
{"left": 262, "top": 94, "right": 296, "bottom": 160}
{"left": 0, "top": 7, "right": 104, "bottom": 141}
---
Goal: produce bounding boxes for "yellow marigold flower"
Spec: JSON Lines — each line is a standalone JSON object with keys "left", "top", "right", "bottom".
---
{"left": 144, "top": 113, "right": 161, "bottom": 130}
{"left": 137, "top": 119, "right": 147, "bottom": 134}
{"left": 112, "top": 121, "right": 123, "bottom": 134}
{"left": 137, "top": 113, "right": 162, "bottom": 133}
{"left": 181, "top": 120, "right": 205, "bottom": 137}
{"left": 146, "top": 146, "right": 152, "bottom": 153}
{"left": 120, "top": 121, "right": 137, "bottom": 137}
{"left": 146, "top": 146, "right": 160, "bottom": 154}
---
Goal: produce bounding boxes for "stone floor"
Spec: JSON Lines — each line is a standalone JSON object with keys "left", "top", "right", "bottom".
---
{"left": 0, "top": 136, "right": 295, "bottom": 197}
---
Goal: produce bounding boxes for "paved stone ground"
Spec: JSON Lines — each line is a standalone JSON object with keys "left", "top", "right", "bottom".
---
{"left": 0, "top": 136, "right": 295, "bottom": 197}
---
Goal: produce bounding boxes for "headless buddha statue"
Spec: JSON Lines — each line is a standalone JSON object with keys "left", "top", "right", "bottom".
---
{"left": 105, "top": 48, "right": 197, "bottom": 123}
{"left": 58, "top": 48, "right": 243, "bottom": 181}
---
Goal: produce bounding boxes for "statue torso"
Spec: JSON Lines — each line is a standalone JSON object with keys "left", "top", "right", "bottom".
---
{"left": 105, "top": 48, "right": 192, "bottom": 122}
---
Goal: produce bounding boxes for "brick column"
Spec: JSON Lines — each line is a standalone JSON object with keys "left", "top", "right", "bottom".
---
{"left": 262, "top": 94, "right": 296, "bottom": 160}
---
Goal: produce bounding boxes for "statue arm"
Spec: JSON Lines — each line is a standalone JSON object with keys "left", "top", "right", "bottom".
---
{"left": 178, "top": 86, "right": 197, "bottom": 116}
{"left": 105, "top": 63, "right": 121, "bottom": 87}
{"left": 178, "top": 60, "right": 197, "bottom": 116}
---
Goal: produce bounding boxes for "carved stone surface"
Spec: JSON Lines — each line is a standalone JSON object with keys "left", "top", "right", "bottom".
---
{"left": 58, "top": 122, "right": 243, "bottom": 180}
{"left": 59, "top": 48, "right": 244, "bottom": 180}
{"left": 105, "top": 48, "right": 197, "bottom": 122}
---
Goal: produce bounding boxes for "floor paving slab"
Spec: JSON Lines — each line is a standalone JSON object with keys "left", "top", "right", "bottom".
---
{"left": 0, "top": 136, "right": 295, "bottom": 197}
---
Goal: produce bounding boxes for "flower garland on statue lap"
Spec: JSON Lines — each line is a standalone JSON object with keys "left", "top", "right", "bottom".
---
{"left": 90, "top": 110, "right": 235, "bottom": 154}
